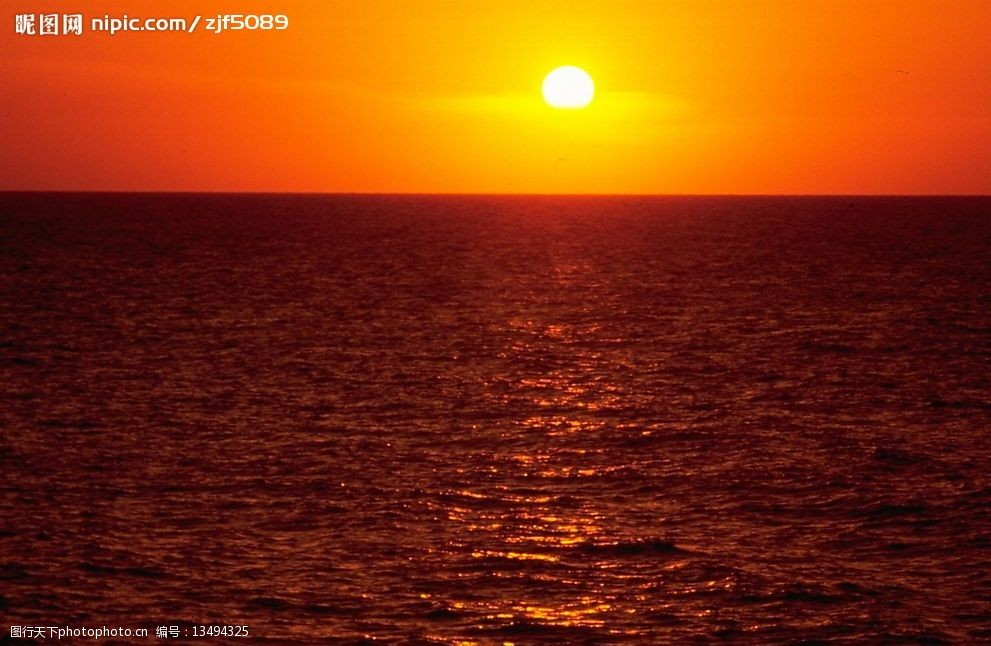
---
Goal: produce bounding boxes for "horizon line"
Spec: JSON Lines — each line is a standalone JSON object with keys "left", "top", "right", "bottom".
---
{"left": 2, "top": 190, "right": 990, "bottom": 198}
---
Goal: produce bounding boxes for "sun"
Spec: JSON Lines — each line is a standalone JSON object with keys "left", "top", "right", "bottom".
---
{"left": 542, "top": 66, "right": 595, "bottom": 109}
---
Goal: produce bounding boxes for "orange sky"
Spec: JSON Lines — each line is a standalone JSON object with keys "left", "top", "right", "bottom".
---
{"left": 2, "top": 0, "right": 989, "bottom": 194}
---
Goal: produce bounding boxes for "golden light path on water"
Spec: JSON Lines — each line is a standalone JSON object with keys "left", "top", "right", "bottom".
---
{"left": 420, "top": 252, "right": 692, "bottom": 642}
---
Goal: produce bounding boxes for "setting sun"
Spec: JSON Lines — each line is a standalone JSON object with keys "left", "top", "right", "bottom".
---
{"left": 542, "top": 66, "right": 595, "bottom": 109}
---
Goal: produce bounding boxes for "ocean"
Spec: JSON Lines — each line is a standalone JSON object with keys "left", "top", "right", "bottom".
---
{"left": 1, "top": 194, "right": 989, "bottom": 644}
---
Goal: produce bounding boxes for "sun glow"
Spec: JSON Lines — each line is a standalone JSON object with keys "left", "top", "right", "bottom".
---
{"left": 542, "top": 66, "right": 595, "bottom": 109}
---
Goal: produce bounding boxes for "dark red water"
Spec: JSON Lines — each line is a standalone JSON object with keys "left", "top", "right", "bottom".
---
{"left": 1, "top": 194, "right": 990, "bottom": 644}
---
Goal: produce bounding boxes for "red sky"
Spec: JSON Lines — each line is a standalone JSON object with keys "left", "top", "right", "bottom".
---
{"left": 2, "top": 0, "right": 990, "bottom": 193}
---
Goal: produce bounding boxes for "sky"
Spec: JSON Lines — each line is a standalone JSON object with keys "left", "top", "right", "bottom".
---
{"left": 2, "top": 0, "right": 990, "bottom": 194}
